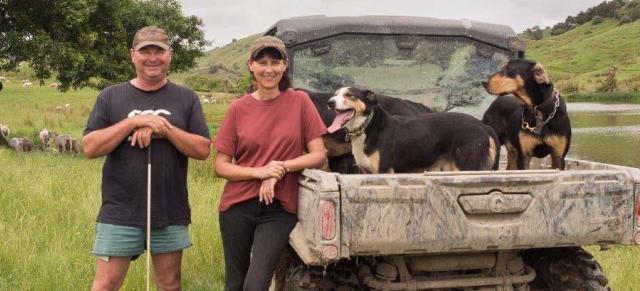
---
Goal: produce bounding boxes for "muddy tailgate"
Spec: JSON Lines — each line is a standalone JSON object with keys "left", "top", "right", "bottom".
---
{"left": 338, "top": 169, "right": 635, "bottom": 256}
{"left": 289, "top": 167, "right": 638, "bottom": 266}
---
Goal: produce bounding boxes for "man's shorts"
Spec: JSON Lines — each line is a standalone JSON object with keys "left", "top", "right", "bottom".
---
{"left": 93, "top": 223, "right": 191, "bottom": 260}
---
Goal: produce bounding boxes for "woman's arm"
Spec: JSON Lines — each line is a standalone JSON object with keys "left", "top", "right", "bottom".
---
{"left": 282, "top": 137, "right": 327, "bottom": 173}
{"left": 214, "top": 152, "right": 287, "bottom": 182}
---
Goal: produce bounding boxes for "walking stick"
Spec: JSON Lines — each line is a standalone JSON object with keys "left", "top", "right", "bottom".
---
{"left": 146, "top": 142, "right": 152, "bottom": 291}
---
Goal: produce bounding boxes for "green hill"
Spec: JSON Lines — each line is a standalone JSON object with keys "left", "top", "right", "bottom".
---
{"left": 524, "top": 18, "right": 640, "bottom": 97}
{"left": 170, "top": 34, "right": 259, "bottom": 93}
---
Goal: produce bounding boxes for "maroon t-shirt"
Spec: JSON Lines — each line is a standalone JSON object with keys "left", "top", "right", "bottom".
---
{"left": 214, "top": 89, "right": 327, "bottom": 214}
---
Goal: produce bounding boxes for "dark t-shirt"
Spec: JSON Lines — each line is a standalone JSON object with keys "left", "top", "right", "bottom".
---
{"left": 84, "top": 81, "right": 210, "bottom": 228}
{"left": 214, "top": 89, "right": 327, "bottom": 214}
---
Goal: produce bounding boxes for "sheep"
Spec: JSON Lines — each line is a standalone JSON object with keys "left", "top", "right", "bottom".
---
{"left": 49, "top": 82, "right": 59, "bottom": 88}
{"left": 0, "top": 76, "right": 5, "bottom": 81}
{"left": 9, "top": 137, "right": 33, "bottom": 152}
{"left": 21, "top": 138, "right": 33, "bottom": 152}
{"left": 54, "top": 134, "right": 79, "bottom": 154}
{"left": 9, "top": 138, "right": 21, "bottom": 151}
{"left": 39, "top": 128, "right": 51, "bottom": 145}
{"left": 22, "top": 81, "right": 32, "bottom": 88}
{"left": 0, "top": 124, "right": 10, "bottom": 138}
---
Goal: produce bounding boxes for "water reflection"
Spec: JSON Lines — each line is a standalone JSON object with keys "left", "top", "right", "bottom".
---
{"left": 567, "top": 103, "right": 640, "bottom": 168}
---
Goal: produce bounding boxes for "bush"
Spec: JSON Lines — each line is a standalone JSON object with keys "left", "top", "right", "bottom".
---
{"left": 233, "top": 74, "right": 253, "bottom": 94}
{"left": 184, "top": 75, "right": 222, "bottom": 92}
{"left": 620, "top": 16, "right": 633, "bottom": 24}
{"left": 592, "top": 16, "right": 604, "bottom": 24}
{"left": 557, "top": 79, "right": 579, "bottom": 95}
{"left": 530, "top": 26, "right": 544, "bottom": 40}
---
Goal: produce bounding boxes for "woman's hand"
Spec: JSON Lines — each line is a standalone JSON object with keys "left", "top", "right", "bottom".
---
{"left": 259, "top": 177, "right": 278, "bottom": 205}
{"left": 253, "top": 161, "right": 287, "bottom": 180}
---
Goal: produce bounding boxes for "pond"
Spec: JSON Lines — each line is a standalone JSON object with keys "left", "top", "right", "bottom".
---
{"left": 568, "top": 102, "right": 640, "bottom": 168}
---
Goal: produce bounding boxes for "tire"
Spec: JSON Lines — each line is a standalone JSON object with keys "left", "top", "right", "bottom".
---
{"left": 283, "top": 263, "right": 337, "bottom": 291}
{"left": 523, "top": 247, "right": 610, "bottom": 291}
{"left": 282, "top": 259, "right": 362, "bottom": 291}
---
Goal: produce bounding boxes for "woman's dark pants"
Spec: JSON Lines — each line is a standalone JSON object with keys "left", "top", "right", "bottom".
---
{"left": 220, "top": 198, "right": 298, "bottom": 291}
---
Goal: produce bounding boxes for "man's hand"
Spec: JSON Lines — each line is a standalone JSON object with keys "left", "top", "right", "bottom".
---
{"left": 252, "top": 161, "right": 287, "bottom": 180}
{"left": 130, "top": 115, "right": 172, "bottom": 135}
{"left": 259, "top": 177, "right": 278, "bottom": 205}
{"left": 130, "top": 127, "right": 154, "bottom": 148}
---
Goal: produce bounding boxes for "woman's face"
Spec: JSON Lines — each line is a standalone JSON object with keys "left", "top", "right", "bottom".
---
{"left": 248, "top": 54, "right": 287, "bottom": 91}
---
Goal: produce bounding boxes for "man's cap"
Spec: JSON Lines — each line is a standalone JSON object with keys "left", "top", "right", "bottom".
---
{"left": 249, "top": 36, "right": 288, "bottom": 60}
{"left": 132, "top": 26, "right": 171, "bottom": 51}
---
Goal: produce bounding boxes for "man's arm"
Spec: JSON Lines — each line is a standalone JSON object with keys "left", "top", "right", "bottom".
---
{"left": 164, "top": 127, "right": 211, "bottom": 160}
{"left": 82, "top": 115, "right": 172, "bottom": 159}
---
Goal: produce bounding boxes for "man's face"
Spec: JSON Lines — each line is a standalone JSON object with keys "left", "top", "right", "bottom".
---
{"left": 130, "top": 45, "right": 172, "bottom": 82}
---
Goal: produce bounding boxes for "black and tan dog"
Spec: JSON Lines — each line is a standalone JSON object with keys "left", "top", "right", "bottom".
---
{"left": 482, "top": 59, "right": 571, "bottom": 170}
{"left": 307, "top": 90, "right": 432, "bottom": 173}
{"left": 327, "top": 87, "right": 499, "bottom": 173}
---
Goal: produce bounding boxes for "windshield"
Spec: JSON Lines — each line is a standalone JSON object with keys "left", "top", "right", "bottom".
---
{"left": 291, "top": 35, "right": 511, "bottom": 118}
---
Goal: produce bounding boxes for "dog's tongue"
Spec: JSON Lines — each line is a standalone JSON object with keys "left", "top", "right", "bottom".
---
{"left": 328, "top": 111, "right": 354, "bottom": 133}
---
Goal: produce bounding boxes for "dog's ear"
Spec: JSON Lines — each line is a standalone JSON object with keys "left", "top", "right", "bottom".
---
{"left": 532, "top": 63, "right": 550, "bottom": 84}
{"left": 364, "top": 90, "right": 378, "bottom": 105}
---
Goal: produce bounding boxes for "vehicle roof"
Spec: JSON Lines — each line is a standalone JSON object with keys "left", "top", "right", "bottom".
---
{"left": 264, "top": 15, "right": 523, "bottom": 53}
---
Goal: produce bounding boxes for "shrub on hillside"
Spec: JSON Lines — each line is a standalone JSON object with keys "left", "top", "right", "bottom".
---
{"left": 593, "top": 16, "right": 604, "bottom": 25}
{"left": 233, "top": 74, "right": 253, "bottom": 94}
{"left": 617, "top": 1, "right": 640, "bottom": 24}
{"left": 184, "top": 75, "right": 222, "bottom": 92}
{"left": 550, "top": 23, "right": 568, "bottom": 36}
{"left": 530, "top": 26, "right": 544, "bottom": 40}
{"left": 620, "top": 16, "right": 633, "bottom": 24}
{"left": 597, "top": 67, "right": 618, "bottom": 93}
{"left": 557, "top": 79, "right": 579, "bottom": 95}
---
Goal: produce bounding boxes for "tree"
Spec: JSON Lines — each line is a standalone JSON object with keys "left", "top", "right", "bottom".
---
{"left": 0, "top": 0, "right": 208, "bottom": 91}
{"left": 530, "top": 26, "right": 543, "bottom": 40}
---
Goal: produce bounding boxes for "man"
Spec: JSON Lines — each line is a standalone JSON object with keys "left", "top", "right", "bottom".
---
{"left": 83, "top": 26, "right": 211, "bottom": 291}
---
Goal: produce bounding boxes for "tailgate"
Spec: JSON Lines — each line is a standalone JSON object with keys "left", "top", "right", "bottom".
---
{"left": 338, "top": 169, "right": 635, "bottom": 257}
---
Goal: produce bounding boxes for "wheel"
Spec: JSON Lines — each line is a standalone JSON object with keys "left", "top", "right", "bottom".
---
{"left": 282, "top": 259, "right": 361, "bottom": 291}
{"left": 283, "top": 263, "right": 337, "bottom": 291}
{"left": 523, "top": 247, "right": 610, "bottom": 291}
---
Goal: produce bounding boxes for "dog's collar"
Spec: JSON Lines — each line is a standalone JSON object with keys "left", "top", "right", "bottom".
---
{"left": 521, "top": 90, "right": 560, "bottom": 135}
{"left": 345, "top": 111, "right": 374, "bottom": 140}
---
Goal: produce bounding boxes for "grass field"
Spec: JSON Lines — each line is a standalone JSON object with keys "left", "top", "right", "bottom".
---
{"left": 1, "top": 84, "right": 640, "bottom": 290}
{"left": 0, "top": 83, "right": 228, "bottom": 290}
{"left": 526, "top": 19, "right": 640, "bottom": 94}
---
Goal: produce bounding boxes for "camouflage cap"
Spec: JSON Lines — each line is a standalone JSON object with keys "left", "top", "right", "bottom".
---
{"left": 132, "top": 26, "right": 171, "bottom": 51}
{"left": 249, "top": 36, "right": 288, "bottom": 60}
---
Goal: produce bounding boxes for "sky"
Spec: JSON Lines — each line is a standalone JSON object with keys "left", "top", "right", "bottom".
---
{"left": 178, "top": 0, "right": 603, "bottom": 47}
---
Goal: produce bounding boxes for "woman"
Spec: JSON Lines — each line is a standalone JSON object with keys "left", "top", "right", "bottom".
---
{"left": 213, "top": 36, "right": 327, "bottom": 290}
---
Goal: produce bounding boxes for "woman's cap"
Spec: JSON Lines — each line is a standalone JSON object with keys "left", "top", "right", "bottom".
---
{"left": 249, "top": 36, "right": 288, "bottom": 60}
{"left": 132, "top": 26, "right": 171, "bottom": 51}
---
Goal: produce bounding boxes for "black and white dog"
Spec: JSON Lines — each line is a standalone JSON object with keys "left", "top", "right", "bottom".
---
{"left": 306, "top": 89, "right": 432, "bottom": 173}
{"left": 327, "top": 87, "right": 499, "bottom": 173}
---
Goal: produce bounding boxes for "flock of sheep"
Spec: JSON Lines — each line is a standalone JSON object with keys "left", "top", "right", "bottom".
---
{"left": 0, "top": 76, "right": 58, "bottom": 88}
{"left": 0, "top": 123, "right": 79, "bottom": 154}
